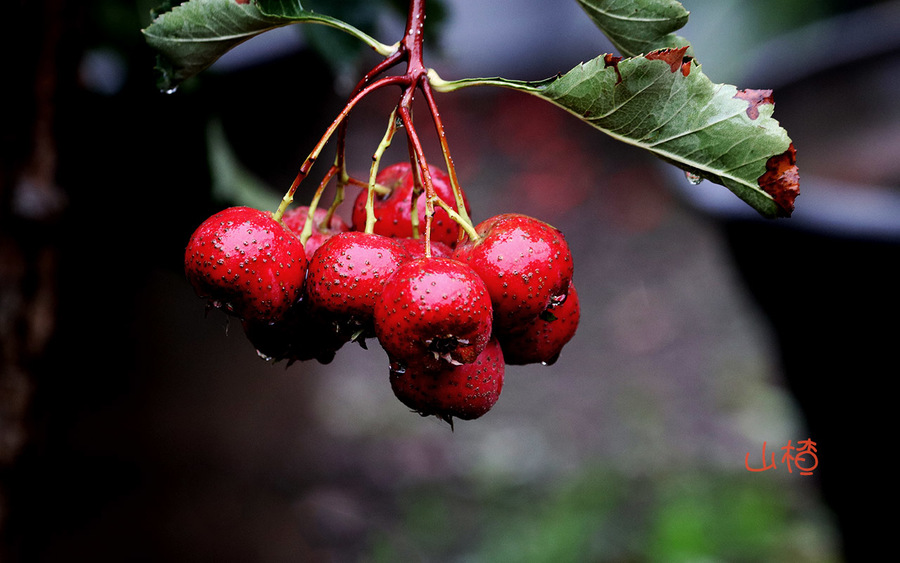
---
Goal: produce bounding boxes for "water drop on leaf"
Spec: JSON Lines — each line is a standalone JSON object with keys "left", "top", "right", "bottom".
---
{"left": 684, "top": 171, "right": 703, "bottom": 185}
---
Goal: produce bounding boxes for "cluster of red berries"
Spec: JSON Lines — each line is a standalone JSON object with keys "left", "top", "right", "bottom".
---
{"left": 184, "top": 163, "right": 580, "bottom": 425}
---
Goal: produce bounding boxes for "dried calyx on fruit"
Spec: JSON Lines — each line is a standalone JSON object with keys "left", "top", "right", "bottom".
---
{"left": 374, "top": 256, "right": 493, "bottom": 370}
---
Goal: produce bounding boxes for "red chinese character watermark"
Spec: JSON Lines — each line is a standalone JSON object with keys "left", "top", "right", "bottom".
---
{"left": 746, "top": 439, "right": 817, "bottom": 475}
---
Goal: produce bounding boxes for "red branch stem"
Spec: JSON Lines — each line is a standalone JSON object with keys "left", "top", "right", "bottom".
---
{"left": 276, "top": 74, "right": 405, "bottom": 220}
{"left": 279, "top": 0, "right": 474, "bottom": 254}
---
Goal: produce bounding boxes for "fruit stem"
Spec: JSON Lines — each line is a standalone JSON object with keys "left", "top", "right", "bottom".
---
{"left": 298, "top": 165, "right": 339, "bottom": 246}
{"left": 403, "top": 0, "right": 427, "bottom": 60}
{"left": 406, "top": 148, "right": 423, "bottom": 241}
{"left": 433, "top": 197, "right": 479, "bottom": 241}
{"left": 421, "top": 77, "right": 473, "bottom": 236}
{"left": 277, "top": 0, "right": 464, "bottom": 254}
{"left": 396, "top": 0, "right": 437, "bottom": 257}
{"left": 334, "top": 49, "right": 406, "bottom": 183}
{"left": 273, "top": 74, "right": 405, "bottom": 222}
{"left": 321, "top": 155, "right": 346, "bottom": 232}
{"left": 400, "top": 0, "right": 475, "bottom": 248}
{"left": 365, "top": 106, "right": 400, "bottom": 234}
{"left": 398, "top": 103, "right": 436, "bottom": 257}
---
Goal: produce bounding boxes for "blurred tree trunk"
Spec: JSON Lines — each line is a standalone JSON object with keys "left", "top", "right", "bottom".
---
{"left": 1, "top": 0, "right": 74, "bottom": 557}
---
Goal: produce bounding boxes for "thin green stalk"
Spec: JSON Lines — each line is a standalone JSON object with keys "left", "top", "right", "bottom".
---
{"left": 366, "top": 107, "right": 401, "bottom": 234}
{"left": 298, "top": 165, "right": 338, "bottom": 246}
{"left": 421, "top": 78, "right": 474, "bottom": 237}
{"left": 433, "top": 197, "right": 479, "bottom": 241}
{"left": 272, "top": 74, "right": 405, "bottom": 222}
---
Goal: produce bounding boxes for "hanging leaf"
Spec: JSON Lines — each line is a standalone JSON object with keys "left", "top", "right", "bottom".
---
{"left": 577, "top": 0, "right": 691, "bottom": 57}
{"left": 429, "top": 48, "right": 798, "bottom": 218}
{"left": 143, "top": 0, "right": 799, "bottom": 218}
{"left": 142, "top": 0, "right": 393, "bottom": 92}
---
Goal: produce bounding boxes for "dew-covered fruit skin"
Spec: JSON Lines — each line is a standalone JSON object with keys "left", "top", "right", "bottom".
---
{"left": 389, "top": 337, "right": 505, "bottom": 423}
{"left": 452, "top": 213, "right": 573, "bottom": 333}
{"left": 351, "top": 162, "right": 470, "bottom": 248}
{"left": 393, "top": 237, "right": 453, "bottom": 260}
{"left": 282, "top": 205, "right": 349, "bottom": 257}
{"left": 305, "top": 231, "right": 409, "bottom": 323}
{"left": 375, "top": 257, "right": 493, "bottom": 369}
{"left": 184, "top": 206, "right": 307, "bottom": 322}
{"left": 499, "top": 281, "right": 580, "bottom": 365}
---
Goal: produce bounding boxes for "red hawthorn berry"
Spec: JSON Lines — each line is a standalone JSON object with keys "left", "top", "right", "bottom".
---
{"left": 452, "top": 213, "right": 574, "bottom": 333}
{"left": 184, "top": 206, "right": 307, "bottom": 322}
{"left": 499, "top": 281, "right": 580, "bottom": 365}
{"left": 374, "top": 256, "right": 493, "bottom": 369}
{"left": 389, "top": 337, "right": 505, "bottom": 425}
{"left": 282, "top": 205, "right": 349, "bottom": 257}
{"left": 305, "top": 231, "right": 409, "bottom": 327}
{"left": 392, "top": 237, "right": 454, "bottom": 260}
{"left": 351, "top": 162, "right": 470, "bottom": 248}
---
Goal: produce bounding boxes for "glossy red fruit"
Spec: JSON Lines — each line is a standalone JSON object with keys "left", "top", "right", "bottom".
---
{"left": 282, "top": 205, "right": 349, "bottom": 257}
{"left": 305, "top": 231, "right": 409, "bottom": 326}
{"left": 184, "top": 206, "right": 307, "bottom": 322}
{"left": 499, "top": 281, "right": 580, "bottom": 365}
{"left": 389, "top": 337, "right": 505, "bottom": 425}
{"left": 351, "top": 162, "right": 470, "bottom": 248}
{"left": 392, "top": 237, "right": 454, "bottom": 260}
{"left": 375, "top": 257, "right": 493, "bottom": 369}
{"left": 452, "top": 213, "right": 573, "bottom": 333}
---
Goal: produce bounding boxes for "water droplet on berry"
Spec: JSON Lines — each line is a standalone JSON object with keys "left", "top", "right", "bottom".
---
{"left": 541, "top": 353, "right": 561, "bottom": 366}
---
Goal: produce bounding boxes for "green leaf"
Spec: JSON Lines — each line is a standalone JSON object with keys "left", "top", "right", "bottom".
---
{"left": 577, "top": 0, "right": 691, "bottom": 57}
{"left": 142, "top": 0, "right": 393, "bottom": 92}
{"left": 429, "top": 50, "right": 798, "bottom": 218}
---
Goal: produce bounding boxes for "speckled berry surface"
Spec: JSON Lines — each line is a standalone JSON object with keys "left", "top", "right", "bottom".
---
{"left": 282, "top": 205, "right": 349, "bottom": 257}
{"left": 392, "top": 237, "right": 453, "bottom": 260}
{"left": 452, "top": 213, "right": 574, "bottom": 332}
{"left": 351, "top": 162, "right": 470, "bottom": 248}
{"left": 184, "top": 206, "right": 307, "bottom": 322}
{"left": 499, "top": 280, "right": 580, "bottom": 365}
{"left": 389, "top": 337, "right": 505, "bottom": 424}
{"left": 375, "top": 257, "right": 493, "bottom": 369}
{"left": 305, "top": 231, "right": 409, "bottom": 321}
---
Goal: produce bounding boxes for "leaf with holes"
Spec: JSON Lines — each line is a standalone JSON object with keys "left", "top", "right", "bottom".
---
{"left": 430, "top": 47, "right": 799, "bottom": 218}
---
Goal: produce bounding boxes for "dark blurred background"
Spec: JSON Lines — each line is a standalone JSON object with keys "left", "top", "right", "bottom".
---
{"left": 2, "top": 0, "right": 897, "bottom": 561}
